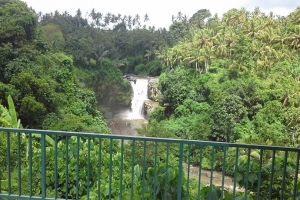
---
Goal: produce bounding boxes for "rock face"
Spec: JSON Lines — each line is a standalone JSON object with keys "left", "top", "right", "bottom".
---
{"left": 148, "top": 78, "right": 161, "bottom": 102}
{"left": 144, "top": 100, "right": 159, "bottom": 116}
{"left": 123, "top": 75, "right": 137, "bottom": 83}
{"left": 144, "top": 77, "right": 162, "bottom": 117}
{"left": 103, "top": 111, "right": 113, "bottom": 119}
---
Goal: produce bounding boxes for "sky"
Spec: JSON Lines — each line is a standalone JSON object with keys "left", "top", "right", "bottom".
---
{"left": 22, "top": 0, "right": 300, "bottom": 29}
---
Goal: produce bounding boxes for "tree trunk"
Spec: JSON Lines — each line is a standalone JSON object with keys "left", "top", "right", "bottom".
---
{"left": 205, "top": 58, "right": 209, "bottom": 73}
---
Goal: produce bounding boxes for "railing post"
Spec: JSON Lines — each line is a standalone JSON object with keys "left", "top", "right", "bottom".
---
{"left": 293, "top": 152, "right": 300, "bottom": 200}
{"left": 2, "top": 127, "right": 300, "bottom": 200}
{"left": 177, "top": 142, "right": 184, "bottom": 200}
{"left": 164, "top": 143, "right": 170, "bottom": 199}
{"left": 17, "top": 132, "right": 21, "bottom": 196}
{"left": 130, "top": 141, "right": 135, "bottom": 199}
{"left": 6, "top": 132, "right": 11, "bottom": 195}
{"left": 41, "top": 133, "right": 46, "bottom": 199}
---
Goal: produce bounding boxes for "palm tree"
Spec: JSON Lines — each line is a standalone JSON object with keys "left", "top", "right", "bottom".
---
{"left": 247, "top": 20, "right": 262, "bottom": 38}
{"left": 280, "top": 78, "right": 300, "bottom": 107}
{"left": 226, "top": 8, "right": 244, "bottom": 27}
{"left": 170, "top": 45, "right": 185, "bottom": 67}
{"left": 252, "top": 7, "right": 262, "bottom": 18}
{"left": 222, "top": 9, "right": 238, "bottom": 26}
{"left": 75, "top": 9, "right": 82, "bottom": 27}
{"left": 76, "top": 9, "right": 82, "bottom": 18}
{"left": 184, "top": 46, "right": 203, "bottom": 73}
{"left": 288, "top": 25, "right": 300, "bottom": 50}
{"left": 135, "top": 14, "right": 141, "bottom": 28}
{"left": 122, "top": 15, "right": 128, "bottom": 23}
{"left": 228, "top": 60, "right": 248, "bottom": 72}
{"left": 145, "top": 49, "right": 153, "bottom": 61}
{"left": 278, "top": 46, "right": 295, "bottom": 62}
{"left": 54, "top": 10, "right": 60, "bottom": 17}
{"left": 287, "top": 6, "right": 300, "bottom": 25}
{"left": 213, "top": 34, "right": 227, "bottom": 58}
{"left": 93, "top": 44, "right": 109, "bottom": 63}
{"left": 251, "top": 40, "right": 279, "bottom": 73}
{"left": 144, "top": 14, "right": 149, "bottom": 22}
{"left": 165, "top": 50, "right": 174, "bottom": 69}
{"left": 128, "top": 15, "right": 132, "bottom": 30}
{"left": 104, "top": 13, "right": 112, "bottom": 26}
{"left": 193, "top": 29, "right": 213, "bottom": 48}
{"left": 207, "top": 13, "right": 220, "bottom": 30}
{"left": 176, "top": 12, "right": 183, "bottom": 21}
{"left": 224, "top": 27, "right": 237, "bottom": 59}
{"left": 201, "top": 43, "right": 215, "bottom": 73}
{"left": 90, "top": 8, "right": 96, "bottom": 23}
{"left": 257, "top": 27, "right": 278, "bottom": 45}
{"left": 63, "top": 11, "right": 69, "bottom": 17}
{"left": 110, "top": 14, "right": 116, "bottom": 23}
{"left": 276, "top": 25, "right": 288, "bottom": 44}
{"left": 117, "top": 13, "right": 122, "bottom": 21}
{"left": 95, "top": 12, "right": 103, "bottom": 27}
{"left": 155, "top": 48, "right": 168, "bottom": 67}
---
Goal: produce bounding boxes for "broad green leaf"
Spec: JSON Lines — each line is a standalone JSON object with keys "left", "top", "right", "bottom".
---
{"left": 205, "top": 188, "right": 219, "bottom": 200}
{"left": 7, "top": 95, "right": 18, "bottom": 128}
{"left": 32, "top": 133, "right": 55, "bottom": 146}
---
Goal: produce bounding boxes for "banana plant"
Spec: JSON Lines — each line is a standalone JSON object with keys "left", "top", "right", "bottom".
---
{"left": 0, "top": 95, "right": 21, "bottom": 194}
{"left": 0, "top": 95, "right": 21, "bottom": 128}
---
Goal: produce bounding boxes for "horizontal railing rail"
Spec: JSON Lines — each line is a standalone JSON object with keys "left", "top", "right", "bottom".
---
{"left": 0, "top": 127, "right": 300, "bottom": 200}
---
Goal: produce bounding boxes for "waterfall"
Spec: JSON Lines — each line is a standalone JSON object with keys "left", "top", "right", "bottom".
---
{"left": 126, "top": 78, "right": 148, "bottom": 119}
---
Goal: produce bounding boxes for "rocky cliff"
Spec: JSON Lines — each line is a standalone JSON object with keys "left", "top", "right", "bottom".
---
{"left": 147, "top": 78, "right": 162, "bottom": 102}
{"left": 144, "top": 78, "right": 161, "bottom": 116}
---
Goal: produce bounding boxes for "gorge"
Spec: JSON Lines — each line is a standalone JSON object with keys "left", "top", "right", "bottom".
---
{"left": 106, "top": 76, "right": 155, "bottom": 135}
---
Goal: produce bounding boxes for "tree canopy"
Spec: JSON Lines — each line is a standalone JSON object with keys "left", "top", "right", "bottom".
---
{"left": 1, "top": 1, "right": 300, "bottom": 199}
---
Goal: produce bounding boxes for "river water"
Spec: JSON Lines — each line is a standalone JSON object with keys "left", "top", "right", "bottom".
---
{"left": 107, "top": 77, "right": 149, "bottom": 135}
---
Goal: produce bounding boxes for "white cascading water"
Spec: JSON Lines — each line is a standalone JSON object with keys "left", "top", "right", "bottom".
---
{"left": 125, "top": 78, "right": 149, "bottom": 119}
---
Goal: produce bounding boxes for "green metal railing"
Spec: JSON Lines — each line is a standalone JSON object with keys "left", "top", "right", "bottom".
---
{"left": 0, "top": 127, "right": 300, "bottom": 200}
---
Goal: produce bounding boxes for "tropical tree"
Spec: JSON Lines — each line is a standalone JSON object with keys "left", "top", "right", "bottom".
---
{"left": 93, "top": 44, "right": 109, "bottom": 64}
{"left": 0, "top": 0, "right": 37, "bottom": 46}
{"left": 144, "top": 13, "right": 149, "bottom": 22}
{"left": 213, "top": 34, "right": 227, "bottom": 57}
{"left": 189, "top": 9, "right": 211, "bottom": 29}
{"left": 212, "top": 94, "right": 247, "bottom": 142}
{"left": 288, "top": 25, "right": 300, "bottom": 50}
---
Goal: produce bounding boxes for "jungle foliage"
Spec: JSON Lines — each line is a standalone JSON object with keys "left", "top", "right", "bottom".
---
{"left": 139, "top": 6, "right": 300, "bottom": 199}
{"left": 1, "top": 0, "right": 300, "bottom": 199}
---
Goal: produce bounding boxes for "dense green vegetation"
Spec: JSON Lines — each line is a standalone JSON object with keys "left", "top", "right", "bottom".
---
{"left": 0, "top": 0, "right": 192, "bottom": 199}
{"left": 147, "top": 7, "right": 300, "bottom": 147}
{"left": 1, "top": 0, "right": 300, "bottom": 199}
{"left": 0, "top": 0, "right": 173, "bottom": 131}
{"left": 138, "top": 6, "right": 300, "bottom": 199}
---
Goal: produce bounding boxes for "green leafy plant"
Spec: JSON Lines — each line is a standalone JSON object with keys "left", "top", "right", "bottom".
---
{"left": 0, "top": 95, "right": 21, "bottom": 128}
{"left": 236, "top": 150, "right": 296, "bottom": 199}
